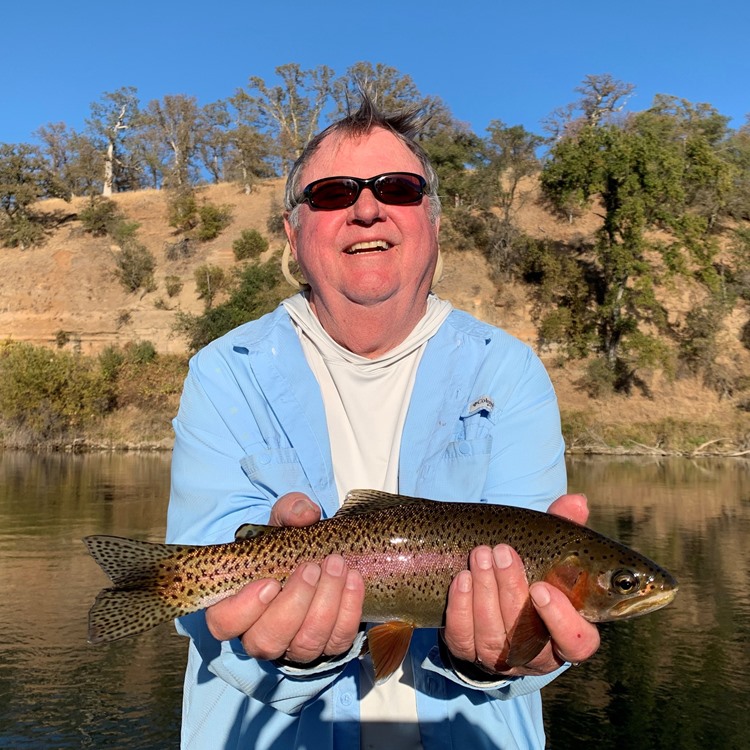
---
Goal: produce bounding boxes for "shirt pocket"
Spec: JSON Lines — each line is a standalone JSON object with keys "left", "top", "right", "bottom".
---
{"left": 422, "top": 435, "right": 493, "bottom": 502}
{"left": 240, "top": 447, "right": 315, "bottom": 501}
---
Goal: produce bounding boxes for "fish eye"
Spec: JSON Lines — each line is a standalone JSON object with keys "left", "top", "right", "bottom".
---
{"left": 611, "top": 569, "right": 639, "bottom": 595}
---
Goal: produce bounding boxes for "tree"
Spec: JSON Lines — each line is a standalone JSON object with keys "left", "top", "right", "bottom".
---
{"left": 196, "top": 100, "right": 232, "bottom": 184}
{"left": 539, "top": 87, "right": 741, "bottom": 394}
{"left": 86, "top": 87, "right": 141, "bottom": 196}
{"left": 544, "top": 74, "right": 635, "bottom": 141}
{"left": 141, "top": 94, "right": 201, "bottom": 189}
{"left": 726, "top": 115, "right": 750, "bottom": 220}
{"left": 226, "top": 92, "right": 277, "bottom": 193}
{"left": 238, "top": 63, "right": 334, "bottom": 169}
{"left": 0, "top": 143, "right": 71, "bottom": 247}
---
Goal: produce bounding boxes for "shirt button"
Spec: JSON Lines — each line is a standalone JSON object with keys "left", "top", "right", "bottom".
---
{"left": 458, "top": 441, "right": 471, "bottom": 455}
{"left": 340, "top": 693, "right": 353, "bottom": 706}
{"left": 257, "top": 454, "right": 271, "bottom": 465}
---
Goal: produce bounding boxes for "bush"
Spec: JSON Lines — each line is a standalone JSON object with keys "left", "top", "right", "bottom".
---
{"left": 164, "top": 237, "right": 195, "bottom": 261}
{"left": 114, "top": 242, "right": 156, "bottom": 293}
{"left": 194, "top": 264, "right": 227, "bottom": 308}
{"left": 164, "top": 275, "right": 183, "bottom": 297}
{"left": 0, "top": 341, "right": 113, "bottom": 440}
{"left": 0, "top": 214, "right": 47, "bottom": 248}
{"left": 123, "top": 340, "right": 157, "bottom": 364}
{"left": 175, "top": 256, "right": 286, "bottom": 351}
{"left": 167, "top": 190, "right": 198, "bottom": 232}
{"left": 266, "top": 199, "right": 285, "bottom": 236}
{"left": 196, "top": 203, "right": 233, "bottom": 242}
{"left": 233, "top": 229, "right": 269, "bottom": 261}
{"left": 79, "top": 198, "right": 123, "bottom": 236}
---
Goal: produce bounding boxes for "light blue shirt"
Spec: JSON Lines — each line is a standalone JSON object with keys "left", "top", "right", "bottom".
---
{"left": 167, "top": 301, "right": 567, "bottom": 749}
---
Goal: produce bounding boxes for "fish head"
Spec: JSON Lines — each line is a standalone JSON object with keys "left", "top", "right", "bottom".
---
{"left": 543, "top": 538, "right": 678, "bottom": 623}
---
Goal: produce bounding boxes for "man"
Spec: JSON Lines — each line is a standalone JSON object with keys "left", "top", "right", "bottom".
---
{"left": 167, "top": 95, "right": 599, "bottom": 749}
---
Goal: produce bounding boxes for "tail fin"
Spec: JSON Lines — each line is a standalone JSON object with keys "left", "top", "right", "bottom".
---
{"left": 84, "top": 535, "right": 193, "bottom": 644}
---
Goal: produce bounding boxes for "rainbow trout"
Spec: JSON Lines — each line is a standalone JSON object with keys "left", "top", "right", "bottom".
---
{"left": 85, "top": 490, "right": 677, "bottom": 681}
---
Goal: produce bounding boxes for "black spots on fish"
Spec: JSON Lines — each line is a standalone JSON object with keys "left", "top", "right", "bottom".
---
{"left": 88, "top": 588, "right": 186, "bottom": 644}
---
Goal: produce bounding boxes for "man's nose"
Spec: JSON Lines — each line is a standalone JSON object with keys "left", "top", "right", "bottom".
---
{"left": 349, "top": 187, "right": 385, "bottom": 223}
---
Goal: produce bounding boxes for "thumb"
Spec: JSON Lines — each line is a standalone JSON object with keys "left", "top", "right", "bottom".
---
{"left": 269, "top": 492, "right": 321, "bottom": 527}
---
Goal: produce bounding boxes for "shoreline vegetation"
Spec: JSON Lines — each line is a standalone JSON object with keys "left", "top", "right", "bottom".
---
{"left": 1, "top": 338, "right": 749, "bottom": 457}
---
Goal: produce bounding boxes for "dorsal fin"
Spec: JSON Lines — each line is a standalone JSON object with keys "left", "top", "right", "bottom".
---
{"left": 234, "top": 523, "right": 274, "bottom": 540}
{"left": 335, "top": 489, "right": 429, "bottom": 518}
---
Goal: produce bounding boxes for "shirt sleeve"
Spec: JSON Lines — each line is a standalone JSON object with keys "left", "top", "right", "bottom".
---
{"left": 167, "top": 347, "right": 356, "bottom": 714}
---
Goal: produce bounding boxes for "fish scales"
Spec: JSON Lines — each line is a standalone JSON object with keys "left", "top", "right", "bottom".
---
{"left": 85, "top": 489, "right": 677, "bottom": 680}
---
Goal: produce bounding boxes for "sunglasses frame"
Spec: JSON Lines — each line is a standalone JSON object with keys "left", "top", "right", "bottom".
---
{"left": 299, "top": 172, "right": 427, "bottom": 210}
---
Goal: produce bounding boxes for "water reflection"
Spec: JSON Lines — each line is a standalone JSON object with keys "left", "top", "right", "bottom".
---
{"left": 543, "top": 457, "right": 750, "bottom": 750}
{"left": 0, "top": 452, "right": 185, "bottom": 749}
{"left": 0, "top": 453, "right": 747, "bottom": 748}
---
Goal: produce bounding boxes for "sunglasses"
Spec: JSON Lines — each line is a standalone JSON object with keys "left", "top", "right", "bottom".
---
{"left": 299, "top": 172, "right": 427, "bottom": 210}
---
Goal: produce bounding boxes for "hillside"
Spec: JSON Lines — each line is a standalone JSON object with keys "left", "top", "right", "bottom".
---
{"left": 2, "top": 179, "right": 750, "bottom": 454}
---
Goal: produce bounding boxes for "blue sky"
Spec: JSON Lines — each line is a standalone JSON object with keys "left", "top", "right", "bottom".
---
{"left": 3, "top": 0, "right": 748, "bottom": 146}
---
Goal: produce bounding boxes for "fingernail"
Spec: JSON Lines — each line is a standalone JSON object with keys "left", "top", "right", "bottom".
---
{"left": 475, "top": 547, "right": 493, "bottom": 570}
{"left": 324, "top": 555, "right": 345, "bottom": 577}
{"left": 345, "top": 570, "right": 361, "bottom": 590}
{"left": 456, "top": 570, "right": 472, "bottom": 593}
{"left": 259, "top": 581, "right": 279, "bottom": 604}
{"left": 292, "top": 498, "right": 314, "bottom": 517}
{"left": 493, "top": 544, "right": 513, "bottom": 569}
{"left": 530, "top": 584, "right": 551, "bottom": 608}
{"left": 302, "top": 563, "right": 321, "bottom": 586}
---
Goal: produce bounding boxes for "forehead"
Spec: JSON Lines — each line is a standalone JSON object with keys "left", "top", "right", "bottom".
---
{"left": 300, "top": 127, "right": 424, "bottom": 185}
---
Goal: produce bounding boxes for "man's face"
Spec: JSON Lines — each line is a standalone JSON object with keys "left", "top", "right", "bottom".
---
{"left": 285, "top": 127, "right": 439, "bottom": 314}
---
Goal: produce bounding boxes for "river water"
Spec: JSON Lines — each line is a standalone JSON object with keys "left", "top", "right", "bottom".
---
{"left": 0, "top": 453, "right": 747, "bottom": 749}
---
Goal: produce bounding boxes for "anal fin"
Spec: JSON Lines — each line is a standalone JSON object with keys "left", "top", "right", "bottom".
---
{"left": 366, "top": 621, "right": 415, "bottom": 684}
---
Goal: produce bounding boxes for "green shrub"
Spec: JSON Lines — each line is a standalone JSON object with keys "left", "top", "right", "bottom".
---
{"left": 196, "top": 203, "right": 233, "bottom": 241}
{"left": 194, "top": 264, "right": 227, "bottom": 308}
{"left": 0, "top": 341, "right": 113, "bottom": 439}
{"left": 123, "top": 340, "right": 157, "bottom": 364}
{"left": 114, "top": 242, "right": 156, "bottom": 293}
{"left": 79, "top": 197, "right": 123, "bottom": 236}
{"left": 0, "top": 214, "right": 47, "bottom": 248}
{"left": 175, "top": 256, "right": 286, "bottom": 351}
{"left": 98, "top": 346, "right": 125, "bottom": 382}
{"left": 233, "top": 229, "right": 269, "bottom": 260}
{"left": 164, "top": 275, "right": 183, "bottom": 297}
{"left": 167, "top": 190, "right": 198, "bottom": 232}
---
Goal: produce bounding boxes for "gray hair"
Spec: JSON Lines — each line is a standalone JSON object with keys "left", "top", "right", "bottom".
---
{"left": 284, "top": 93, "right": 441, "bottom": 228}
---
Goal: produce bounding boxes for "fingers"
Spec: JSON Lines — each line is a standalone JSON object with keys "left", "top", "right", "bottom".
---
{"left": 444, "top": 544, "right": 529, "bottom": 670}
{"left": 206, "top": 554, "right": 365, "bottom": 664}
{"left": 444, "top": 539, "right": 600, "bottom": 677}
{"left": 283, "top": 556, "right": 363, "bottom": 662}
{"left": 547, "top": 493, "right": 589, "bottom": 525}
{"left": 269, "top": 492, "right": 321, "bottom": 527}
{"left": 206, "top": 578, "right": 281, "bottom": 641}
{"left": 530, "top": 583, "right": 600, "bottom": 666}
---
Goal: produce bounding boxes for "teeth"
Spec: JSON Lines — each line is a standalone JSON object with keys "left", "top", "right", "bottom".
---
{"left": 346, "top": 240, "right": 390, "bottom": 253}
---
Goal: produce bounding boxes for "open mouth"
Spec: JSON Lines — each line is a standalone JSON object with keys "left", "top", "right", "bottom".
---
{"left": 344, "top": 240, "right": 391, "bottom": 255}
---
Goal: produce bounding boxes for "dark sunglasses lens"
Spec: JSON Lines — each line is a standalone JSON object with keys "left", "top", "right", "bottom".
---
{"left": 308, "top": 179, "right": 359, "bottom": 209}
{"left": 374, "top": 174, "right": 424, "bottom": 204}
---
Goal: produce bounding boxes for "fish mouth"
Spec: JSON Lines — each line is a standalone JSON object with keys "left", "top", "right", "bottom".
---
{"left": 344, "top": 240, "right": 391, "bottom": 255}
{"left": 611, "top": 586, "right": 679, "bottom": 618}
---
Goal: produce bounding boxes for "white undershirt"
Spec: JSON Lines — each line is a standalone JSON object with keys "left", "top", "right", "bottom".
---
{"left": 283, "top": 292, "right": 452, "bottom": 749}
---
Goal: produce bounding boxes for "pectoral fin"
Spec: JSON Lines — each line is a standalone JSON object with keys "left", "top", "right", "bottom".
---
{"left": 505, "top": 598, "right": 551, "bottom": 667}
{"left": 366, "top": 621, "right": 415, "bottom": 684}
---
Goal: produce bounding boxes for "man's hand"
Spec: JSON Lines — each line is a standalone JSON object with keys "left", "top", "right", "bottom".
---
{"left": 442, "top": 494, "right": 601, "bottom": 677}
{"left": 205, "top": 493, "right": 365, "bottom": 664}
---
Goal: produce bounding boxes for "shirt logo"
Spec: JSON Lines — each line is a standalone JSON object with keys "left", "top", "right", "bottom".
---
{"left": 466, "top": 396, "right": 494, "bottom": 416}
